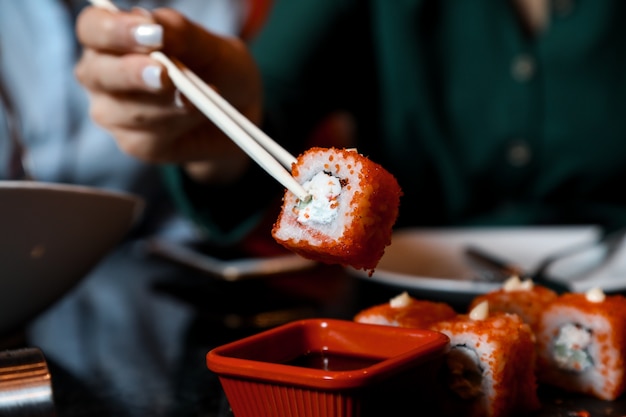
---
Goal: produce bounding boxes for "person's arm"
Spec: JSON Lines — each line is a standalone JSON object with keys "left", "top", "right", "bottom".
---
{"left": 75, "top": 5, "right": 280, "bottom": 241}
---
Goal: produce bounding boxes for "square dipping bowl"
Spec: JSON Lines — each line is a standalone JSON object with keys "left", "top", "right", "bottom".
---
{"left": 206, "top": 318, "right": 449, "bottom": 417}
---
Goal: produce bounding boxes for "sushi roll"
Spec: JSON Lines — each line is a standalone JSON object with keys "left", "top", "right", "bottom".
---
{"left": 354, "top": 291, "right": 457, "bottom": 329}
{"left": 468, "top": 276, "right": 558, "bottom": 333}
{"left": 535, "top": 287, "right": 626, "bottom": 400}
{"left": 272, "top": 147, "right": 402, "bottom": 274}
{"left": 430, "top": 301, "right": 540, "bottom": 417}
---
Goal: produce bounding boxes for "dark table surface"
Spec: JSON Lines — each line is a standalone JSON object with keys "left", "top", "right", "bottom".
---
{"left": 8, "top": 239, "right": 626, "bottom": 417}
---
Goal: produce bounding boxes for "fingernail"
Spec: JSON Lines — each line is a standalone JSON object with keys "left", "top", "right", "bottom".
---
{"left": 142, "top": 65, "right": 162, "bottom": 89}
{"left": 133, "top": 23, "right": 163, "bottom": 47}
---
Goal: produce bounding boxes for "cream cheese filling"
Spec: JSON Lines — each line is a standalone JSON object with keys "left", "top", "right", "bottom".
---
{"left": 296, "top": 171, "right": 342, "bottom": 224}
{"left": 553, "top": 323, "right": 593, "bottom": 372}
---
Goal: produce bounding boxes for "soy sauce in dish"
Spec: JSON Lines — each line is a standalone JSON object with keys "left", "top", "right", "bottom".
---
{"left": 286, "top": 351, "right": 381, "bottom": 371}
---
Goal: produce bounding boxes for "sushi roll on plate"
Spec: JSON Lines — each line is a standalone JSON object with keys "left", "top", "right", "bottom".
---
{"left": 536, "top": 288, "right": 626, "bottom": 400}
{"left": 469, "top": 276, "right": 558, "bottom": 333}
{"left": 354, "top": 291, "right": 457, "bottom": 329}
{"left": 272, "top": 147, "right": 402, "bottom": 274}
{"left": 430, "top": 301, "right": 540, "bottom": 417}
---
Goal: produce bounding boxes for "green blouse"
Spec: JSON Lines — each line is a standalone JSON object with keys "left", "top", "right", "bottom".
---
{"left": 166, "top": 0, "right": 626, "bottom": 241}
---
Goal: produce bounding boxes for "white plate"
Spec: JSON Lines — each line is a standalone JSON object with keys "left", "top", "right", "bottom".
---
{"left": 0, "top": 181, "right": 143, "bottom": 337}
{"left": 349, "top": 226, "right": 611, "bottom": 304}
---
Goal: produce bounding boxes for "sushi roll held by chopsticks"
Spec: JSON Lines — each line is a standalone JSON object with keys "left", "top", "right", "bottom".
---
{"left": 272, "top": 147, "right": 402, "bottom": 274}
{"left": 536, "top": 288, "right": 626, "bottom": 400}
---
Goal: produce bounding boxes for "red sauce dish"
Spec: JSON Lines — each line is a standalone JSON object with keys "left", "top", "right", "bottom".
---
{"left": 206, "top": 318, "right": 449, "bottom": 417}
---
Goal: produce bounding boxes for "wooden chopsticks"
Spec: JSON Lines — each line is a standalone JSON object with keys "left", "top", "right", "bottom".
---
{"left": 88, "top": 0, "right": 309, "bottom": 201}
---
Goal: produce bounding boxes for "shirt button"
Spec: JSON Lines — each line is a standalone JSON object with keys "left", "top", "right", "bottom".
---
{"left": 507, "top": 140, "right": 532, "bottom": 167}
{"left": 511, "top": 54, "right": 536, "bottom": 82}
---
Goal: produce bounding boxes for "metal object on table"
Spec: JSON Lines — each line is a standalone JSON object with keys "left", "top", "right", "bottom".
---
{"left": 465, "top": 245, "right": 569, "bottom": 293}
{"left": 0, "top": 347, "right": 56, "bottom": 416}
{"left": 465, "top": 227, "right": 626, "bottom": 293}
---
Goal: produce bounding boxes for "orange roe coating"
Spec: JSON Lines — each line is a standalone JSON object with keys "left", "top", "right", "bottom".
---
{"left": 430, "top": 313, "right": 540, "bottom": 417}
{"left": 469, "top": 285, "right": 558, "bottom": 333}
{"left": 272, "top": 147, "right": 402, "bottom": 274}
{"left": 354, "top": 297, "right": 457, "bottom": 329}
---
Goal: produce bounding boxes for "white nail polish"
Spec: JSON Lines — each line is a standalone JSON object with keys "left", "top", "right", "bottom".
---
{"left": 133, "top": 24, "right": 163, "bottom": 47}
{"left": 142, "top": 65, "right": 162, "bottom": 89}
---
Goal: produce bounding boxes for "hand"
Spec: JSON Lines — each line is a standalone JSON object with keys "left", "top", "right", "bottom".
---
{"left": 75, "top": 6, "right": 263, "bottom": 183}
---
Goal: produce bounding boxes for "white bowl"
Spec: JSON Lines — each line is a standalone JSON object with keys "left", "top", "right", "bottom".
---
{"left": 0, "top": 181, "right": 144, "bottom": 336}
